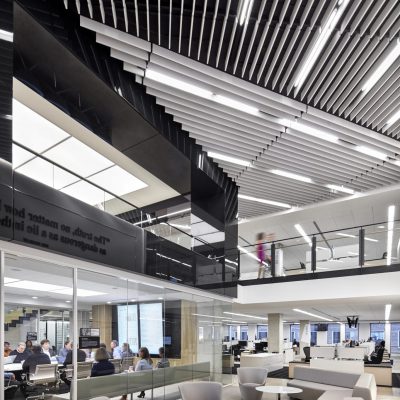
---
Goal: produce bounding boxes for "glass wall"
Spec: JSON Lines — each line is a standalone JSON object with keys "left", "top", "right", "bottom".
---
{"left": 290, "top": 324, "right": 300, "bottom": 342}
{"left": 1, "top": 250, "right": 232, "bottom": 399}
{"left": 327, "top": 324, "right": 340, "bottom": 344}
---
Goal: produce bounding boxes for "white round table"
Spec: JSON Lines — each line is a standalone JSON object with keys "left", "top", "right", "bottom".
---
{"left": 256, "top": 385, "right": 303, "bottom": 400}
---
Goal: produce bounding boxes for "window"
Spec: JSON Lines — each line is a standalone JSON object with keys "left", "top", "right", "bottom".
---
{"left": 240, "top": 325, "right": 248, "bottom": 340}
{"left": 257, "top": 325, "right": 268, "bottom": 339}
{"left": 391, "top": 323, "right": 400, "bottom": 354}
{"left": 229, "top": 325, "right": 238, "bottom": 340}
{"left": 370, "top": 323, "right": 385, "bottom": 342}
{"left": 310, "top": 324, "right": 318, "bottom": 346}
{"left": 345, "top": 326, "right": 359, "bottom": 341}
{"left": 327, "top": 324, "right": 340, "bottom": 344}
{"left": 290, "top": 324, "right": 300, "bottom": 342}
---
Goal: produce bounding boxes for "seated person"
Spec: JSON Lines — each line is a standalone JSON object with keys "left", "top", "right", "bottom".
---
{"left": 156, "top": 347, "right": 170, "bottom": 368}
{"left": 22, "top": 345, "right": 51, "bottom": 376}
{"left": 91, "top": 347, "right": 115, "bottom": 377}
{"left": 58, "top": 341, "right": 71, "bottom": 363}
{"left": 10, "top": 342, "right": 31, "bottom": 363}
{"left": 4, "top": 342, "right": 12, "bottom": 357}
{"left": 63, "top": 343, "right": 86, "bottom": 367}
{"left": 40, "top": 339, "right": 55, "bottom": 358}
{"left": 366, "top": 340, "right": 386, "bottom": 364}
{"left": 121, "top": 342, "right": 134, "bottom": 358}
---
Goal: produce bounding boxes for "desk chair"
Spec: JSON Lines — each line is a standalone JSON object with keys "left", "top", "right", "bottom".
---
{"left": 65, "top": 361, "right": 93, "bottom": 380}
{"left": 25, "top": 364, "right": 58, "bottom": 399}
{"left": 110, "top": 359, "right": 122, "bottom": 374}
{"left": 303, "top": 346, "right": 311, "bottom": 362}
{"left": 4, "top": 374, "right": 19, "bottom": 399}
{"left": 121, "top": 357, "right": 135, "bottom": 371}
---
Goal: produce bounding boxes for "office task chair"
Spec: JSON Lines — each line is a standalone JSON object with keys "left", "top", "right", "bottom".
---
{"left": 237, "top": 367, "right": 268, "bottom": 400}
{"left": 179, "top": 381, "right": 223, "bottom": 400}
{"left": 25, "top": 364, "right": 59, "bottom": 399}
{"left": 121, "top": 357, "right": 135, "bottom": 371}
{"left": 65, "top": 361, "right": 93, "bottom": 380}
{"left": 4, "top": 374, "right": 19, "bottom": 399}
{"left": 303, "top": 346, "right": 311, "bottom": 362}
{"left": 110, "top": 358, "right": 122, "bottom": 374}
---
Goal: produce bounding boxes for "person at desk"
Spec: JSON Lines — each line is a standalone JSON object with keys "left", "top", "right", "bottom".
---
{"left": 58, "top": 341, "right": 71, "bottom": 363}
{"left": 40, "top": 339, "right": 55, "bottom": 358}
{"left": 10, "top": 342, "right": 31, "bottom": 363}
{"left": 111, "top": 340, "right": 122, "bottom": 359}
{"left": 91, "top": 347, "right": 115, "bottom": 377}
{"left": 135, "top": 347, "right": 153, "bottom": 399}
{"left": 366, "top": 340, "right": 386, "bottom": 364}
{"left": 121, "top": 342, "right": 134, "bottom": 358}
{"left": 4, "top": 341, "right": 12, "bottom": 357}
{"left": 63, "top": 344, "right": 87, "bottom": 366}
{"left": 156, "top": 347, "right": 170, "bottom": 369}
{"left": 23, "top": 345, "right": 51, "bottom": 375}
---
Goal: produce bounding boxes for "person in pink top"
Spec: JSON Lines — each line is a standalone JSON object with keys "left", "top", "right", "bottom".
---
{"left": 256, "top": 233, "right": 272, "bottom": 279}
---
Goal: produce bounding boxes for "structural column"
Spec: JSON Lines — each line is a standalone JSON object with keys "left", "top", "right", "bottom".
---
{"left": 299, "top": 320, "right": 310, "bottom": 356}
{"left": 268, "top": 314, "right": 283, "bottom": 353}
{"left": 340, "top": 323, "right": 346, "bottom": 343}
{"left": 92, "top": 305, "right": 113, "bottom": 347}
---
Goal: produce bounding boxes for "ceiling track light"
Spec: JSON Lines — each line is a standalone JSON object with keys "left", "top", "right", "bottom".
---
{"left": 355, "top": 145, "right": 387, "bottom": 160}
{"left": 281, "top": 119, "right": 339, "bottom": 143}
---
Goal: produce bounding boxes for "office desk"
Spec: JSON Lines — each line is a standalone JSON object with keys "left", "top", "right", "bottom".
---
{"left": 4, "top": 360, "right": 61, "bottom": 372}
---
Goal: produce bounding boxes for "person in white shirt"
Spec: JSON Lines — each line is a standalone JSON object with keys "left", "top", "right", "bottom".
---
{"left": 40, "top": 339, "right": 54, "bottom": 358}
{"left": 110, "top": 340, "right": 122, "bottom": 359}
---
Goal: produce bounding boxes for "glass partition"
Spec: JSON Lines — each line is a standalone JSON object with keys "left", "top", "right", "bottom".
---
{"left": 4, "top": 254, "right": 73, "bottom": 397}
{"left": 1, "top": 250, "right": 232, "bottom": 399}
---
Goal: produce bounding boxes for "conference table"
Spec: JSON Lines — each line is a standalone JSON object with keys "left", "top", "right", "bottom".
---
{"left": 4, "top": 360, "right": 61, "bottom": 372}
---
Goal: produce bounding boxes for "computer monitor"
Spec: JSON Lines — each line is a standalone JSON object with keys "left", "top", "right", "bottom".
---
{"left": 254, "top": 342, "right": 264, "bottom": 353}
{"left": 238, "top": 340, "right": 248, "bottom": 348}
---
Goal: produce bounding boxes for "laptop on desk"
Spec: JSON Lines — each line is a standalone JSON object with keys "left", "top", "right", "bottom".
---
{"left": 4, "top": 355, "right": 17, "bottom": 364}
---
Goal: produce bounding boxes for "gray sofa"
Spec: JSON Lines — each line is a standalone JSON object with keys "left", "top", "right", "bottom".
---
{"left": 287, "top": 367, "right": 377, "bottom": 400}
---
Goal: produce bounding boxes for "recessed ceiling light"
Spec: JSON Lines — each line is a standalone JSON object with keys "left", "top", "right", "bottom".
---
{"left": 362, "top": 39, "right": 400, "bottom": 93}
{"left": 223, "top": 312, "right": 267, "bottom": 321}
{"left": 238, "top": 194, "right": 291, "bottom": 208}
{"left": 271, "top": 169, "right": 312, "bottom": 183}
{"left": 293, "top": 308, "right": 332, "bottom": 322}
{"left": 107, "top": 301, "right": 112, "bottom": 304}
{"left": 32, "top": 296, "right": 38, "bottom": 299}
{"left": 208, "top": 151, "right": 251, "bottom": 167}
{"left": 281, "top": 119, "right": 339, "bottom": 143}
{"left": 386, "top": 108, "right": 400, "bottom": 128}
{"left": 212, "top": 94, "right": 259, "bottom": 115}
{"left": 0, "top": 28, "right": 14, "bottom": 42}
{"left": 192, "top": 313, "right": 226, "bottom": 320}
{"left": 387, "top": 205, "right": 395, "bottom": 266}
{"left": 326, "top": 184, "right": 355, "bottom": 195}
{"left": 130, "top": 299, "right": 137, "bottom": 302}
{"left": 378, "top": 225, "right": 385, "bottom": 229}
{"left": 294, "top": 0, "right": 350, "bottom": 90}
{"left": 295, "top": 224, "right": 312, "bottom": 247}
{"left": 364, "top": 237, "right": 378, "bottom": 243}
{"left": 65, "top": 300, "right": 71, "bottom": 303}
{"left": 238, "top": 0, "right": 253, "bottom": 25}
{"left": 355, "top": 146, "right": 387, "bottom": 160}
{"left": 336, "top": 233, "right": 356, "bottom": 238}
{"left": 158, "top": 297, "right": 163, "bottom": 300}
{"left": 146, "top": 69, "right": 213, "bottom": 99}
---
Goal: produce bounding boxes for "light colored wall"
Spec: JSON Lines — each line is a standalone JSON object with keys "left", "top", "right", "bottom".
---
{"left": 359, "top": 322, "right": 370, "bottom": 341}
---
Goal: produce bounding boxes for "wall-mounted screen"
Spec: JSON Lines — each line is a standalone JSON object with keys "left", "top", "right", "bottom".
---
{"left": 140, "top": 302, "right": 163, "bottom": 355}
{"left": 117, "top": 304, "right": 139, "bottom": 353}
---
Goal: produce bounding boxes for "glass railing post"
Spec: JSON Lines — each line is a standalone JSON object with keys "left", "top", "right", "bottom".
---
{"left": 359, "top": 227, "right": 365, "bottom": 267}
{"left": 271, "top": 243, "right": 276, "bottom": 277}
{"left": 311, "top": 236, "right": 316, "bottom": 272}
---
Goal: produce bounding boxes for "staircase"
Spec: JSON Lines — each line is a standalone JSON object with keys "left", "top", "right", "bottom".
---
{"left": 4, "top": 307, "right": 38, "bottom": 332}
